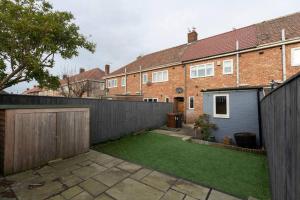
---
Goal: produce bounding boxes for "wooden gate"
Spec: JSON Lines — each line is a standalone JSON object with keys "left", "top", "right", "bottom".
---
{"left": 1, "top": 107, "right": 89, "bottom": 175}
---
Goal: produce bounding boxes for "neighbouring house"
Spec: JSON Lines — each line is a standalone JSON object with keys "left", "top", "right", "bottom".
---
{"left": 23, "top": 85, "right": 44, "bottom": 96}
{"left": 24, "top": 67, "right": 106, "bottom": 98}
{"left": 202, "top": 86, "right": 264, "bottom": 145}
{"left": 104, "top": 12, "right": 300, "bottom": 123}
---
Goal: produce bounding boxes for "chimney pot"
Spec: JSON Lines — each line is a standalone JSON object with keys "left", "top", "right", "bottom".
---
{"left": 105, "top": 64, "right": 110, "bottom": 75}
{"left": 63, "top": 74, "right": 67, "bottom": 79}
{"left": 79, "top": 68, "right": 85, "bottom": 73}
{"left": 188, "top": 28, "right": 198, "bottom": 43}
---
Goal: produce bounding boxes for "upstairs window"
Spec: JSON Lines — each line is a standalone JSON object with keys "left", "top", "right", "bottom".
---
{"left": 121, "top": 77, "right": 126, "bottom": 87}
{"left": 190, "top": 63, "right": 214, "bottom": 78}
{"left": 291, "top": 47, "right": 300, "bottom": 66}
{"left": 213, "top": 94, "right": 229, "bottom": 118}
{"left": 142, "top": 73, "right": 148, "bottom": 84}
{"left": 152, "top": 70, "right": 168, "bottom": 83}
{"left": 223, "top": 59, "right": 233, "bottom": 74}
{"left": 107, "top": 79, "right": 117, "bottom": 88}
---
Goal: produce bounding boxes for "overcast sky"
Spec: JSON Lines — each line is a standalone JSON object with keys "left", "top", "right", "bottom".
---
{"left": 7, "top": 0, "right": 300, "bottom": 93}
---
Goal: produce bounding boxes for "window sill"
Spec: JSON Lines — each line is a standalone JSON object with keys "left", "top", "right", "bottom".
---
{"left": 213, "top": 115, "right": 230, "bottom": 119}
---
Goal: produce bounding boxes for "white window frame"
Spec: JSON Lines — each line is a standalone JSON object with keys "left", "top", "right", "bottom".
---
{"left": 223, "top": 59, "right": 234, "bottom": 75}
{"left": 291, "top": 47, "right": 300, "bottom": 67}
{"left": 213, "top": 94, "right": 230, "bottom": 118}
{"left": 152, "top": 70, "right": 168, "bottom": 83}
{"left": 143, "top": 98, "right": 159, "bottom": 102}
{"left": 190, "top": 63, "right": 215, "bottom": 78}
{"left": 121, "top": 77, "right": 126, "bottom": 87}
{"left": 189, "top": 96, "right": 194, "bottom": 109}
{"left": 107, "top": 79, "right": 117, "bottom": 88}
{"left": 142, "top": 73, "right": 148, "bottom": 84}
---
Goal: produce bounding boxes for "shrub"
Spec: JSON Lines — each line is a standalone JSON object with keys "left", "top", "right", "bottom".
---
{"left": 193, "top": 114, "right": 217, "bottom": 140}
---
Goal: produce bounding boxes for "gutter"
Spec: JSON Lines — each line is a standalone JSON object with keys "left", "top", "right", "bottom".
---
{"left": 281, "top": 29, "right": 287, "bottom": 81}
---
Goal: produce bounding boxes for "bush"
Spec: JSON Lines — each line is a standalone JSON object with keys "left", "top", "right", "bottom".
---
{"left": 193, "top": 114, "right": 217, "bottom": 140}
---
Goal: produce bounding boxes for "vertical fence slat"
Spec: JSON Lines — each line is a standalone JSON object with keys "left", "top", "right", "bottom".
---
{"left": 0, "top": 94, "right": 172, "bottom": 144}
{"left": 261, "top": 75, "right": 300, "bottom": 200}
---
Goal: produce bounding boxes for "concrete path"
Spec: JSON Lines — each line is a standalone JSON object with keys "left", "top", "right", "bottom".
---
{"left": 0, "top": 150, "right": 241, "bottom": 200}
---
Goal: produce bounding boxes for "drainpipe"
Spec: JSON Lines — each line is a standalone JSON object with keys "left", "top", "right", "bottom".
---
{"left": 184, "top": 64, "right": 187, "bottom": 123}
{"left": 125, "top": 67, "right": 127, "bottom": 94}
{"left": 236, "top": 40, "right": 240, "bottom": 86}
{"left": 281, "top": 29, "right": 287, "bottom": 81}
{"left": 139, "top": 66, "right": 142, "bottom": 95}
{"left": 257, "top": 89, "right": 263, "bottom": 148}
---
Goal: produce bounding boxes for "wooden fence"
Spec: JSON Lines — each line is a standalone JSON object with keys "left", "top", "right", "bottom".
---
{"left": 0, "top": 94, "right": 173, "bottom": 144}
{"left": 261, "top": 73, "right": 300, "bottom": 200}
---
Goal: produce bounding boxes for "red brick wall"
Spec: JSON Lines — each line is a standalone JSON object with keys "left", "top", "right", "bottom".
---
{"left": 185, "top": 55, "right": 237, "bottom": 123}
{"left": 106, "top": 42, "right": 300, "bottom": 123}
{"left": 106, "top": 76, "right": 125, "bottom": 95}
{"left": 142, "top": 65, "right": 185, "bottom": 102}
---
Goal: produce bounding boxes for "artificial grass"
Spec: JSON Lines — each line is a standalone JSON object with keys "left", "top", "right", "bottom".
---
{"left": 92, "top": 132, "right": 270, "bottom": 200}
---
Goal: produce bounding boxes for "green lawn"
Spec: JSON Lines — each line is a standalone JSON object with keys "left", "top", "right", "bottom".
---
{"left": 92, "top": 132, "right": 270, "bottom": 200}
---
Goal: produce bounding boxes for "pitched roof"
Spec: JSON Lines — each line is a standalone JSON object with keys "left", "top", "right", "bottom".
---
{"left": 60, "top": 68, "right": 105, "bottom": 85}
{"left": 23, "top": 86, "right": 43, "bottom": 94}
{"left": 256, "top": 12, "right": 300, "bottom": 45}
{"left": 182, "top": 12, "right": 300, "bottom": 62}
{"left": 106, "top": 12, "right": 300, "bottom": 77}
{"left": 108, "top": 44, "right": 188, "bottom": 76}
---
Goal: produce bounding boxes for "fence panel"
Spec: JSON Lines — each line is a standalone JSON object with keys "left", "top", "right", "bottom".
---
{"left": 0, "top": 94, "right": 173, "bottom": 144}
{"left": 260, "top": 74, "right": 300, "bottom": 200}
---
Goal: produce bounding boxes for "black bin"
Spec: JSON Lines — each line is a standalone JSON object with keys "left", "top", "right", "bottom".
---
{"left": 234, "top": 132, "right": 257, "bottom": 149}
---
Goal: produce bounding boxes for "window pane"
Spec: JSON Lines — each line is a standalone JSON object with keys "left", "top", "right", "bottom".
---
{"left": 293, "top": 49, "right": 300, "bottom": 66}
{"left": 153, "top": 73, "right": 157, "bottom": 82}
{"left": 153, "top": 99, "right": 158, "bottom": 102}
{"left": 197, "top": 67, "right": 205, "bottom": 77}
{"left": 206, "top": 64, "right": 214, "bottom": 76}
{"left": 165, "top": 98, "right": 169, "bottom": 103}
{"left": 191, "top": 68, "right": 197, "bottom": 77}
{"left": 148, "top": 99, "right": 153, "bottom": 102}
{"left": 163, "top": 71, "right": 168, "bottom": 81}
{"left": 189, "top": 97, "right": 194, "bottom": 109}
{"left": 216, "top": 96, "right": 227, "bottom": 114}
{"left": 143, "top": 74, "right": 148, "bottom": 83}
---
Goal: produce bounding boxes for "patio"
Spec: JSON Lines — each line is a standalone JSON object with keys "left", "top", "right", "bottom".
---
{"left": 0, "top": 150, "right": 241, "bottom": 200}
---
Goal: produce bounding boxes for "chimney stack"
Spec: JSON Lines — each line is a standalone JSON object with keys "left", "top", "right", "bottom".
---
{"left": 105, "top": 64, "right": 110, "bottom": 75}
{"left": 188, "top": 27, "right": 198, "bottom": 43}
{"left": 79, "top": 68, "right": 85, "bottom": 73}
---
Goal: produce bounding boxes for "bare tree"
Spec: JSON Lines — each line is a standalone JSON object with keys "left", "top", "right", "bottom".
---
{"left": 60, "top": 66, "right": 90, "bottom": 98}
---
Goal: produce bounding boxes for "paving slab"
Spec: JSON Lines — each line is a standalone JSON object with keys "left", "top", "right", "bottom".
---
{"left": 72, "top": 164, "right": 106, "bottom": 180}
{"left": 130, "top": 168, "right": 152, "bottom": 180}
{"left": 106, "top": 178, "right": 164, "bottom": 200}
{"left": 48, "top": 195, "right": 65, "bottom": 200}
{"left": 88, "top": 152, "right": 115, "bottom": 165}
{"left": 93, "top": 167, "right": 130, "bottom": 187}
{"left": 12, "top": 179, "right": 65, "bottom": 200}
{"left": 117, "top": 161, "right": 142, "bottom": 173}
{"left": 208, "top": 190, "right": 241, "bottom": 200}
{"left": 103, "top": 158, "right": 124, "bottom": 168}
{"left": 95, "top": 193, "right": 116, "bottom": 200}
{"left": 71, "top": 191, "right": 94, "bottom": 200}
{"left": 161, "top": 189, "right": 185, "bottom": 200}
{"left": 184, "top": 196, "right": 198, "bottom": 200}
{"left": 79, "top": 178, "right": 108, "bottom": 196}
{"left": 172, "top": 179, "right": 209, "bottom": 200}
{"left": 141, "top": 171, "right": 177, "bottom": 191}
{"left": 61, "top": 186, "right": 83, "bottom": 199}
{"left": 59, "top": 174, "right": 83, "bottom": 188}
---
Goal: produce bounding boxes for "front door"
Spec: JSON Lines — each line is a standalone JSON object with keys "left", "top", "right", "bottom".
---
{"left": 174, "top": 97, "right": 184, "bottom": 113}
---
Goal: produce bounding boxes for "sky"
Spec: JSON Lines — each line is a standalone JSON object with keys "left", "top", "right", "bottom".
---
{"left": 6, "top": 0, "right": 300, "bottom": 93}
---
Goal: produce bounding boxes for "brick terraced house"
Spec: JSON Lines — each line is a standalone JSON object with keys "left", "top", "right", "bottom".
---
{"left": 105, "top": 13, "right": 300, "bottom": 123}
